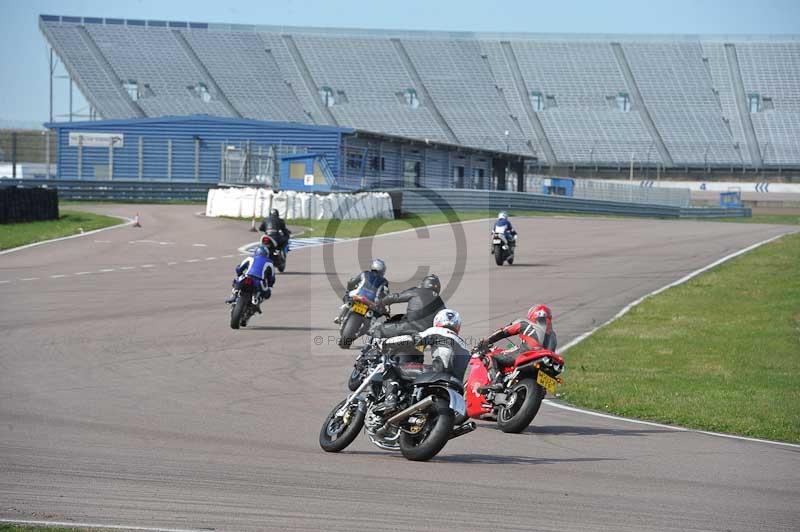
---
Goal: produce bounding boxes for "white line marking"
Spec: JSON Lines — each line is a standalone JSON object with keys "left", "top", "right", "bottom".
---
{"left": 0, "top": 518, "right": 208, "bottom": 532}
{"left": 74, "top": 271, "right": 91, "bottom": 276}
{"left": 0, "top": 216, "right": 133, "bottom": 256}
{"left": 204, "top": 257, "right": 216, "bottom": 261}
{"left": 543, "top": 400, "right": 800, "bottom": 449}
{"left": 185, "top": 259, "right": 200, "bottom": 263}
{"left": 120, "top": 266, "right": 136, "bottom": 270}
{"left": 49, "top": 274, "right": 67, "bottom": 279}
{"left": 167, "top": 261, "right": 179, "bottom": 266}
{"left": 0, "top": 280, "right": 10, "bottom": 284}
{"left": 192, "top": 243, "right": 207, "bottom": 247}
{"left": 94, "top": 239, "right": 112, "bottom": 243}
{"left": 140, "top": 264, "right": 155, "bottom": 268}
{"left": 221, "top": 254, "right": 234, "bottom": 258}
{"left": 99, "top": 268, "right": 116, "bottom": 273}
{"left": 19, "top": 277, "right": 39, "bottom": 281}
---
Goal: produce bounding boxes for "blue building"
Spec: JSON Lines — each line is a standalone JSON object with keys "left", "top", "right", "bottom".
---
{"left": 46, "top": 115, "right": 528, "bottom": 191}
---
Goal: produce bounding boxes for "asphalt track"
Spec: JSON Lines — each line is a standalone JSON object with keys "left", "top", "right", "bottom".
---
{"left": 1, "top": 204, "right": 798, "bottom": 532}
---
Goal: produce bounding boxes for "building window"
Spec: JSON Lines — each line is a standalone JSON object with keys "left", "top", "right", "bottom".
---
{"left": 616, "top": 92, "right": 631, "bottom": 112}
{"left": 530, "top": 91, "right": 544, "bottom": 111}
{"left": 319, "top": 86, "right": 335, "bottom": 107}
{"left": 761, "top": 97, "right": 774, "bottom": 110}
{"left": 188, "top": 82, "right": 211, "bottom": 102}
{"left": 346, "top": 150, "right": 364, "bottom": 171}
{"left": 403, "top": 160, "right": 421, "bottom": 187}
{"left": 472, "top": 167, "right": 485, "bottom": 189}
{"left": 123, "top": 80, "right": 139, "bottom": 101}
{"left": 369, "top": 156, "right": 386, "bottom": 172}
{"left": 453, "top": 166, "right": 465, "bottom": 188}
{"left": 546, "top": 95, "right": 557, "bottom": 108}
{"left": 403, "top": 88, "right": 419, "bottom": 109}
{"left": 748, "top": 93, "right": 761, "bottom": 113}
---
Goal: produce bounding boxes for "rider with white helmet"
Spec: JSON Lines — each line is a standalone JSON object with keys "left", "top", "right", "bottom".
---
{"left": 491, "top": 211, "right": 517, "bottom": 254}
{"left": 334, "top": 258, "right": 390, "bottom": 324}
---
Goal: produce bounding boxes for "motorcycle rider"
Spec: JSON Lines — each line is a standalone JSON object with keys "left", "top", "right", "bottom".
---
{"left": 370, "top": 274, "right": 446, "bottom": 339}
{"left": 334, "top": 258, "right": 390, "bottom": 324}
{"left": 225, "top": 242, "right": 276, "bottom": 309}
{"left": 380, "top": 308, "right": 469, "bottom": 411}
{"left": 475, "top": 304, "right": 557, "bottom": 392}
{"left": 259, "top": 208, "right": 291, "bottom": 252}
{"left": 491, "top": 211, "right": 517, "bottom": 255}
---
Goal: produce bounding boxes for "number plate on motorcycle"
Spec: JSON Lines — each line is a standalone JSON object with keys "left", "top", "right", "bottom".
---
{"left": 536, "top": 371, "right": 558, "bottom": 395}
{"left": 352, "top": 302, "right": 368, "bottom": 315}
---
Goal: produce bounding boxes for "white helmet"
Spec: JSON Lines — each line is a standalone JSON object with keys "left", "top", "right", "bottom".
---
{"left": 370, "top": 258, "right": 386, "bottom": 275}
{"left": 498, "top": 211, "right": 508, "bottom": 220}
{"left": 433, "top": 308, "right": 462, "bottom": 334}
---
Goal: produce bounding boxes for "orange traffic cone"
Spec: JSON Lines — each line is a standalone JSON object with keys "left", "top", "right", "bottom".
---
{"left": 133, "top": 212, "right": 142, "bottom": 228}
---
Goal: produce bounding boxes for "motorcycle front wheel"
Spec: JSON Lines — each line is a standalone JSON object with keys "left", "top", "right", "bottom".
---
{"left": 496, "top": 378, "right": 545, "bottom": 433}
{"left": 319, "top": 399, "right": 366, "bottom": 453}
{"left": 493, "top": 245, "right": 505, "bottom": 266}
{"left": 398, "top": 397, "right": 454, "bottom": 461}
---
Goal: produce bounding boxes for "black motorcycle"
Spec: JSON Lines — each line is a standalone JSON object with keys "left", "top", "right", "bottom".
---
{"left": 264, "top": 231, "right": 287, "bottom": 273}
{"left": 491, "top": 230, "right": 516, "bottom": 266}
{"left": 320, "top": 338, "right": 474, "bottom": 462}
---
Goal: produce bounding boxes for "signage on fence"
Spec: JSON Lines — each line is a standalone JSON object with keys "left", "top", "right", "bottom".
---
{"left": 69, "top": 132, "right": 124, "bottom": 148}
{"left": 304, "top": 174, "right": 314, "bottom": 186}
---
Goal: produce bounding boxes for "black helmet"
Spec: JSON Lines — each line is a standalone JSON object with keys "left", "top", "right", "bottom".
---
{"left": 421, "top": 274, "right": 440, "bottom": 294}
{"left": 270, "top": 208, "right": 280, "bottom": 217}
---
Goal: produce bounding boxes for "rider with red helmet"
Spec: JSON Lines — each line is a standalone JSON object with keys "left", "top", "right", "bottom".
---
{"left": 476, "top": 304, "right": 558, "bottom": 389}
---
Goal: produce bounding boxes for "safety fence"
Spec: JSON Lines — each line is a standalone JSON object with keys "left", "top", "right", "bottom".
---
{"left": 386, "top": 188, "right": 750, "bottom": 219}
{"left": 0, "top": 178, "right": 216, "bottom": 202}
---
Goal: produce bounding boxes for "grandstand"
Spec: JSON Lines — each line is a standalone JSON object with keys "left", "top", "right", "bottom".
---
{"left": 39, "top": 15, "right": 800, "bottom": 176}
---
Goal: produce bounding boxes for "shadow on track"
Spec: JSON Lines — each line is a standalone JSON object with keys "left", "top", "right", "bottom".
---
{"left": 435, "top": 454, "right": 621, "bottom": 465}
{"left": 247, "top": 325, "right": 338, "bottom": 331}
{"left": 490, "top": 424, "right": 674, "bottom": 437}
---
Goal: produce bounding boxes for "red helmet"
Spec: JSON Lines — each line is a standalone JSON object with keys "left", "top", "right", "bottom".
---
{"left": 527, "top": 304, "right": 553, "bottom": 332}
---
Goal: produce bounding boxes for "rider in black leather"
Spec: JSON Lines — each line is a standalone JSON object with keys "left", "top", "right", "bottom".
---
{"left": 258, "top": 208, "right": 291, "bottom": 250}
{"left": 370, "top": 274, "right": 445, "bottom": 339}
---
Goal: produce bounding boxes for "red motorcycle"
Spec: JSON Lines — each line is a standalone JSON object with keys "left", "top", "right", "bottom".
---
{"left": 463, "top": 344, "right": 564, "bottom": 433}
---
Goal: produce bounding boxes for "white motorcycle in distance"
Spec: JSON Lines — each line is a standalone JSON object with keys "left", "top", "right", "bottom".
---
{"left": 491, "top": 227, "right": 516, "bottom": 266}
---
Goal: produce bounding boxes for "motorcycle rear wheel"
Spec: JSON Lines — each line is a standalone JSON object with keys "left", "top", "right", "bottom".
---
{"left": 399, "top": 397, "right": 454, "bottom": 461}
{"left": 230, "top": 296, "right": 246, "bottom": 329}
{"left": 496, "top": 378, "right": 545, "bottom": 433}
{"left": 319, "top": 399, "right": 366, "bottom": 453}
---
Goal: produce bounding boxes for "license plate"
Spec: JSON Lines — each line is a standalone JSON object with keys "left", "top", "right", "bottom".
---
{"left": 536, "top": 371, "right": 558, "bottom": 395}
{"left": 352, "top": 302, "right": 368, "bottom": 315}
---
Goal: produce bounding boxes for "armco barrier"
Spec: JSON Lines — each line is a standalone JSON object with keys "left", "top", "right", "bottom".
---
{"left": 0, "top": 179, "right": 217, "bottom": 202}
{"left": 385, "top": 188, "right": 751, "bottom": 219}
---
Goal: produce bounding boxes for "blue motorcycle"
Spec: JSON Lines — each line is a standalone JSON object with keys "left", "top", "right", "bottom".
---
{"left": 228, "top": 247, "right": 273, "bottom": 329}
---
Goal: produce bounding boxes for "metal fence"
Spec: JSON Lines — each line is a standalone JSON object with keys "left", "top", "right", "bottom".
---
{"left": 0, "top": 130, "right": 57, "bottom": 178}
{"left": 1, "top": 178, "right": 216, "bottom": 202}
{"left": 526, "top": 176, "right": 691, "bottom": 207}
{"left": 388, "top": 188, "right": 750, "bottom": 219}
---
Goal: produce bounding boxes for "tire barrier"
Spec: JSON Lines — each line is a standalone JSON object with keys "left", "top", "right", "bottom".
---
{"left": 205, "top": 187, "right": 394, "bottom": 220}
{"left": 386, "top": 188, "right": 751, "bottom": 219}
{"left": 0, "top": 185, "right": 59, "bottom": 224}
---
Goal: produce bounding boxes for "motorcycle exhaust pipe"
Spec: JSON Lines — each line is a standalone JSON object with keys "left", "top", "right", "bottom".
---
{"left": 375, "top": 395, "right": 435, "bottom": 436}
{"left": 449, "top": 421, "right": 477, "bottom": 440}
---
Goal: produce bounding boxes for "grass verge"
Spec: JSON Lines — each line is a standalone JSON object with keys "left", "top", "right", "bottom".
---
{"left": 0, "top": 210, "right": 123, "bottom": 251}
{"left": 711, "top": 213, "right": 800, "bottom": 226}
{"left": 0, "top": 526, "right": 98, "bottom": 532}
{"left": 560, "top": 231, "right": 800, "bottom": 443}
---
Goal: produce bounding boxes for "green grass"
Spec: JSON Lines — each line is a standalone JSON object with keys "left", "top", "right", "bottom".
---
{"left": 0, "top": 526, "right": 98, "bottom": 532}
{"left": 0, "top": 210, "right": 122, "bottom": 250}
{"left": 561, "top": 231, "right": 800, "bottom": 443}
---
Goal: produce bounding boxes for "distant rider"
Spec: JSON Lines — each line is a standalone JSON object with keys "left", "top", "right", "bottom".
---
{"left": 259, "top": 208, "right": 291, "bottom": 252}
{"left": 334, "top": 258, "right": 390, "bottom": 324}
{"left": 370, "top": 274, "right": 446, "bottom": 339}
{"left": 491, "top": 211, "right": 517, "bottom": 254}
{"left": 380, "top": 308, "right": 469, "bottom": 411}
{"left": 476, "top": 304, "right": 557, "bottom": 391}
{"left": 225, "top": 240, "right": 276, "bottom": 309}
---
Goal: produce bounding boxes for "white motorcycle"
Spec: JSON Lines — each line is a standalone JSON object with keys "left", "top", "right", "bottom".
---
{"left": 491, "top": 227, "right": 516, "bottom": 266}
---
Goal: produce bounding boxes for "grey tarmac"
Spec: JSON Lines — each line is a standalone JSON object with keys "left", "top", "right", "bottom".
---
{"left": 1, "top": 204, "right": 798, "bottom": 532}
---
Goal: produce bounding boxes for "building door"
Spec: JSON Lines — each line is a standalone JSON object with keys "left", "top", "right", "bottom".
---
{"left": 453, "top": 166, "right": 465, "bottom": 188}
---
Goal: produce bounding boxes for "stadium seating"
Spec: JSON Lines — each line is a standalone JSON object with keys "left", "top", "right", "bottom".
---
{"left": 39, "top": 16, "right": 800, "bottom": 167}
